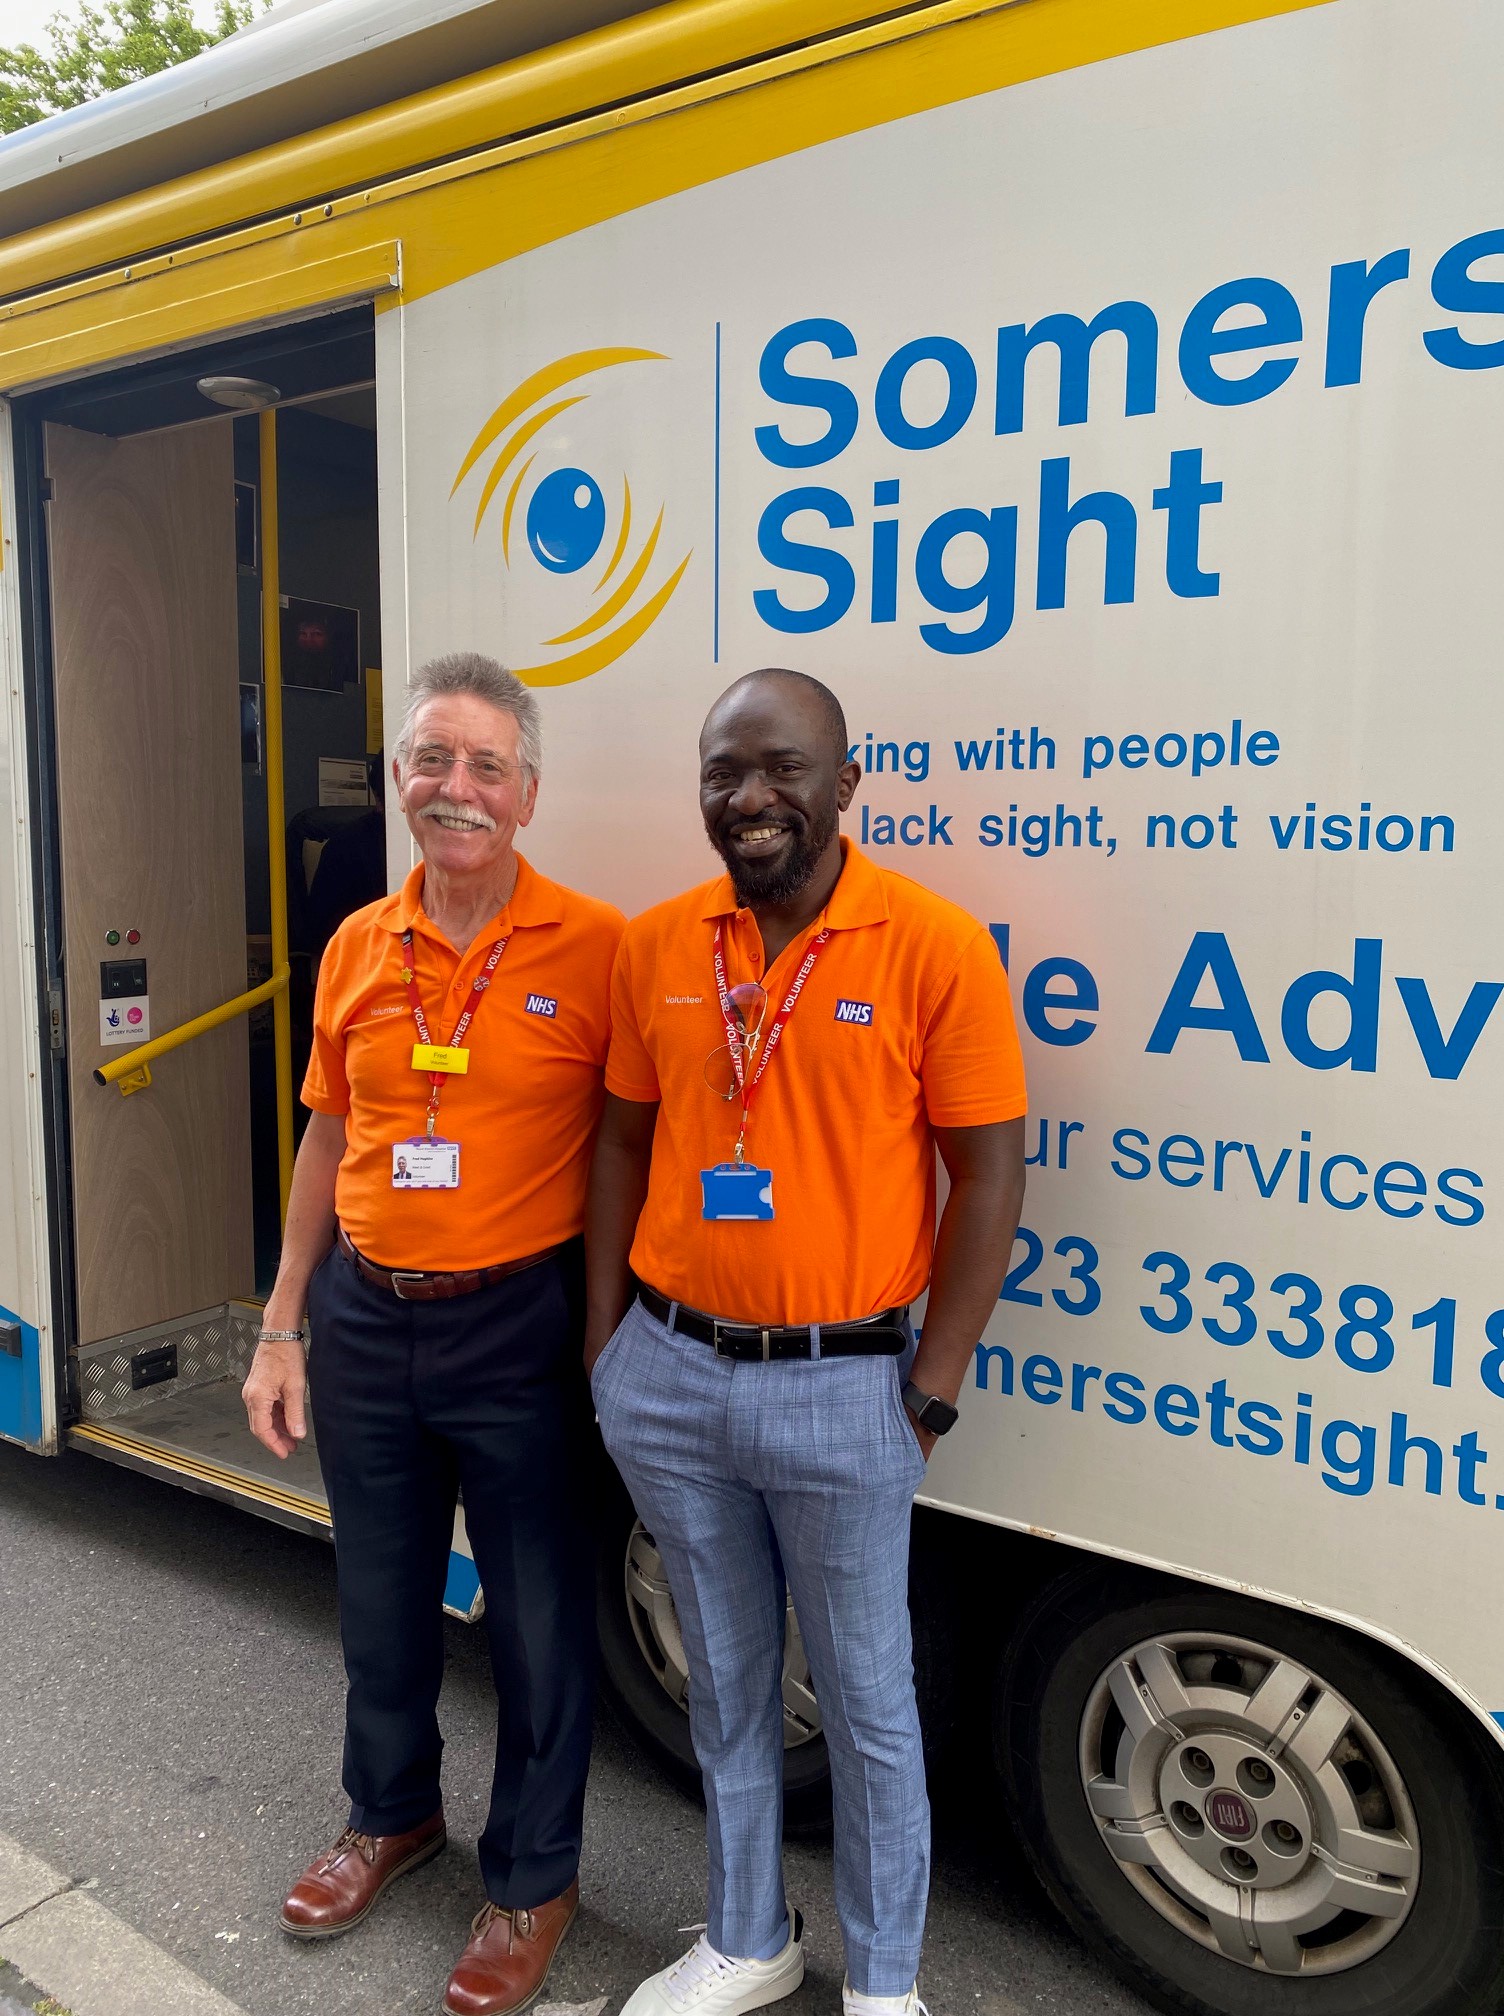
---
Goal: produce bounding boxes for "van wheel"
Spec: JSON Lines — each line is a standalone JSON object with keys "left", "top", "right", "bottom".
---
{"left": 594, "top": 1479, "right": 834, "bottom": 1831}
{"left": 996, "top": 1565, "right": 1504, "bottom": 2016}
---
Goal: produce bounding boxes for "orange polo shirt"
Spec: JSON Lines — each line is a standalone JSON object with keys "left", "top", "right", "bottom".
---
{"left": 606, "top": 839, "right": 1027, "bottom": 1325}
{"left": 304, "top": 854, "right": 624, "bottom": 1271}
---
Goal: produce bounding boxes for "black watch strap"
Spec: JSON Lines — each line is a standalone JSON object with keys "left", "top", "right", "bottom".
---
{"left": 902, "top": 1380, "right": 959, "bottom": 1435}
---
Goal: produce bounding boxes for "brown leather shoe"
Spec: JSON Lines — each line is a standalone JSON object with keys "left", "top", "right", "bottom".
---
{"left": 278, "top": 1810, "right": 446, "bottom": 1939}
{"left": 442, "top": 1880, "right": 580, "bottom": 2016}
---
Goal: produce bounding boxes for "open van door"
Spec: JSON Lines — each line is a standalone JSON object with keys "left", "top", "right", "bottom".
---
{"left": 44, "top": 419, "right": 255, "bottom": 1383}
{"left": 10, "top": 320, "right": 482, "bottom": 1595}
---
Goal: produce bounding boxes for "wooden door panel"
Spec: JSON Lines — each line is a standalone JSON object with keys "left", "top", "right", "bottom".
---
{"left": 46, "top": 421, "right": 253, "bottom": 1341}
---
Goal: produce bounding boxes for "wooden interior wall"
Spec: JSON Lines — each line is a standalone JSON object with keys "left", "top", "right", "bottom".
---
{"left": 46, "top": 420, "right": 254, "bottom": 1342}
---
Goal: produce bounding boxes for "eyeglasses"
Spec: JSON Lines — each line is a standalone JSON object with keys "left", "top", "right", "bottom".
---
{"left": 703, "top": 980, "right": 769, "bottom": 1099}
{"left": 409, "top": 748, "right": 518, "bottom": 786}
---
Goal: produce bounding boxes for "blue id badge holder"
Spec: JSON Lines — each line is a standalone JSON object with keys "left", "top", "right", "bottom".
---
{"left": 701, "top": 1162, "right": 775, "bottom": 1221}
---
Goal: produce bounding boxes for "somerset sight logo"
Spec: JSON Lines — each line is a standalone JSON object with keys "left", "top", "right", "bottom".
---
{"left": 451, "top": 348, "right": 691, "bottom": 688}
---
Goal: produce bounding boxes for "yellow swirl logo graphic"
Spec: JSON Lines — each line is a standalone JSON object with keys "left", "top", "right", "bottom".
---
{"left": 450, "top": 347, "right": 692, "bottom": 687}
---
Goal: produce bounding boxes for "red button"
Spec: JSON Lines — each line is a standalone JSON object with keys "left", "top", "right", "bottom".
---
{"left": 126, "top": 929, "right": 141, "bottom": 945}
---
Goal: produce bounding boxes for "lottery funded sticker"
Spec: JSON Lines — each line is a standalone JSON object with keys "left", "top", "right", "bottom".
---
{"left": 100, "top": 996, "right": 150, "bottom": 1045}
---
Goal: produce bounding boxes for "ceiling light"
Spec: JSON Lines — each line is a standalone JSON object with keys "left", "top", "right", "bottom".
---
{"left": 196, "top": 375, "right": 280, "bottom": 410}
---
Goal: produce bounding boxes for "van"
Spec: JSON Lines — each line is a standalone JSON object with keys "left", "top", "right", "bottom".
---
{"left": 2, "top": 3, "right": 1502, "bottom": 2010}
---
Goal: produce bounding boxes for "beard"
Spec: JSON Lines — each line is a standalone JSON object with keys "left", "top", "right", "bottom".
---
{"left": 709, "top": 798, "right": 840, "bottom": 906}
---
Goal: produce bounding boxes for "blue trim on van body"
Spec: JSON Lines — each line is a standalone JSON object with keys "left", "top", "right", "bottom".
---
{"left": 0, "top": 1299, "right": 43, "bottom": 1447}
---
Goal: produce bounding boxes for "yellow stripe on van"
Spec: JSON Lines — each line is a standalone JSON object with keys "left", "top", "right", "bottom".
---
{"left": 0, "top": 0, "right": 1336, "bottom": 389}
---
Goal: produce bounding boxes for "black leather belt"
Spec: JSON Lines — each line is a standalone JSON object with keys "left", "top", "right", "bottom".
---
{"left": 637, "top": 1284, "right": 908, "bottom": 1361}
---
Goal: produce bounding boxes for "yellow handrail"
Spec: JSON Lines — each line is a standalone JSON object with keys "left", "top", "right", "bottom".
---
{"left": 94, "top": 964, "right": 290, "bottom": 1087}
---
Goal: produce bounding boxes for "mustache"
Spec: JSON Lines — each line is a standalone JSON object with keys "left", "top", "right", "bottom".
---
{"left": 418, "top": 802, "right": 498, "bottom": 833}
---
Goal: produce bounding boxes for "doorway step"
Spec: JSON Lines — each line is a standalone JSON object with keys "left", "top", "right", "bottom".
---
{"left": 68, "top": 1302, "right": 330, "bottom": 1538}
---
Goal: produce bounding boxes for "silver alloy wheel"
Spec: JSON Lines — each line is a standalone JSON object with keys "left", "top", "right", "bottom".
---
{"left": 1079, "top": 1630, "right": 1419, "bottom": 1975}
{"left": 624, "top": 1520, "right": 823, "bottom": 1748}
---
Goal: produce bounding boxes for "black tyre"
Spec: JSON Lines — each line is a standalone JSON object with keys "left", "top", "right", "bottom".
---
{"left": 997, "top": 1563, "right": 1504, "bottom": 2016}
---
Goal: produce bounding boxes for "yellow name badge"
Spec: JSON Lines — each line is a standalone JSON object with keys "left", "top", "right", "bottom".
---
{"left": 412, "top": 1043, "right": 470, "bottom": 1075}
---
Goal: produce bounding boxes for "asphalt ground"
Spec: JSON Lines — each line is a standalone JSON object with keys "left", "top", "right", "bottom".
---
{"left": 0, "top": 1436, "right": 1147, "bottom": 2016}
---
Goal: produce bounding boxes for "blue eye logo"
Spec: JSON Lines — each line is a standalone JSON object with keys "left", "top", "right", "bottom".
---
{"left": 528, "top": 469, "right": 606, "bottom": 573}
{"left": 451, "top": 348, "right": 691, "bottom": 688}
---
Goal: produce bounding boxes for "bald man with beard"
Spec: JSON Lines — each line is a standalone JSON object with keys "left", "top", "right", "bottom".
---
{"left": 585, "top": 668, "right": 1028, "bottom": 2016}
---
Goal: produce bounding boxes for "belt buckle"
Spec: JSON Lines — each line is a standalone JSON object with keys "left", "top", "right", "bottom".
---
{"left": 389, "top": 1270, "right": 427, "bottom": 1301}
{"left": 711, "top": 1321, "right": 772, "bottom": 1361}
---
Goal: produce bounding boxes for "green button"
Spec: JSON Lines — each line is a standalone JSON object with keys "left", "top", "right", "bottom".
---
{"left": 105, "top": 929, "right": 120, "bottom": 946}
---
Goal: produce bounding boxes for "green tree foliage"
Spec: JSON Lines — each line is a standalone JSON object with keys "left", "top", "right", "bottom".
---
{"left": 0, "top": 0, "right": 261, "bottom": 134}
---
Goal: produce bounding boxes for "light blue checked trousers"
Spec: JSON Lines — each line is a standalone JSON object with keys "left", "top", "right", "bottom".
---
{"left": 591, "top": 1296, "right": 930, "bottom": 1995}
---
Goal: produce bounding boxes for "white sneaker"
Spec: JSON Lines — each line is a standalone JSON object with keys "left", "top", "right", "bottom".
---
{"left": 841, "top": 1980, "right": 928, "bottom": 2016}
{"left": 621, "top": 1913, "right": 805, "bottom": 2015}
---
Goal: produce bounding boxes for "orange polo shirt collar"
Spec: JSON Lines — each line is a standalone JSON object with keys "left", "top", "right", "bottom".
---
{"left": 382, "top": 852, "right": 567, "bottom": 944}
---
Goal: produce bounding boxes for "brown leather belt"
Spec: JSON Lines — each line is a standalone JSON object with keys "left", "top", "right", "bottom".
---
{"left": 337, "top": 1227, "right": 564, "bottom": 1302}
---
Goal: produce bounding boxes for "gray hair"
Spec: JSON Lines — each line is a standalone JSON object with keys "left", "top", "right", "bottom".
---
{"left": 393, "top": 652, "right": 542, "bottom": 781}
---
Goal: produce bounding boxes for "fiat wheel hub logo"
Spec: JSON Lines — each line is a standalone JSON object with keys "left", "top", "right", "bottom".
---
{"left": 1208, "top": 1789, "right": 1256, "bottom": 1839}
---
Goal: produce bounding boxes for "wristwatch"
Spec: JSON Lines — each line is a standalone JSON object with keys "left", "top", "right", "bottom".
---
{"left": 902, "top": 1381, "right": 959, "bottom": 1436}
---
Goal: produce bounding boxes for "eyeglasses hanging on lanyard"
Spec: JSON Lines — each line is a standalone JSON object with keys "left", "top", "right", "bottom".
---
{"left": 703, "top": 980, "right": 770, "bottom": 1097}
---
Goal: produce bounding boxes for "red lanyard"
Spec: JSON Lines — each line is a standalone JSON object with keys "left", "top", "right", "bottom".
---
{"left": 400, "top": 926, "right": 510, "bottom": 1134}
{"left": 712, "top": 920, "right": 830, "bottom": 1162}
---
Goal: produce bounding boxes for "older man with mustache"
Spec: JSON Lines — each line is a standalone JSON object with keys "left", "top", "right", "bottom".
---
{"left": 241, "top": 652, "right": 623, "bottom": 2016}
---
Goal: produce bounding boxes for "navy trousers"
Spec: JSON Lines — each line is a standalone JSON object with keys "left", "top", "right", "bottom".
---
{"left": 306, "top": 1237, "right": 596, "bottom": 1908}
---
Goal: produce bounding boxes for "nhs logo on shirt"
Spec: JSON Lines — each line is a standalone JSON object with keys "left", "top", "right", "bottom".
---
{"left": 834, "top": 999, "right": 874, "bottom": 1026}
{"left": 525, "top": 994, "right": 558, "bottom": 1018}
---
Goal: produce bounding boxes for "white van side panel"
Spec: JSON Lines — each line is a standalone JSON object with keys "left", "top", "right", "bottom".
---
{"left": 0, "top": 400, "right": 57, "bottom": 1451}
{"left": 378, "top": 0, "right": 1504, "bottom": 1723}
